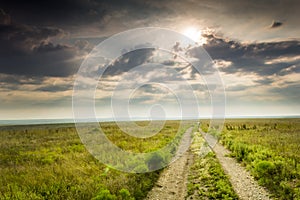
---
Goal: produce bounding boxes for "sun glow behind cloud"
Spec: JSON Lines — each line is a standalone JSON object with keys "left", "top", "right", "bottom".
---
{"left": 1, "top": 0, "right": 300, "bottom": 120}
{"left": 182, "top": 26, "right": 206, "bottom": 45}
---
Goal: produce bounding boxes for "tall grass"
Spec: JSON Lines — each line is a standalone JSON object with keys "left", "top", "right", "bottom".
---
{"left": 0, "top": 120, "right": 193, "bottom": 199}
{"left": 217, "top": 118, "right": 300, "bottom": 199}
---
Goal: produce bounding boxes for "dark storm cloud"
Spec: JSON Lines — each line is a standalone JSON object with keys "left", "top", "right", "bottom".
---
{"left": 103, "top": 48, "right": 155, "bottom": 77}
{"left": 1, "top": 0, "right": 170, "bottom": 29}
{"left": 0, "top": 41, "right": 81, "bottom": 77}
{"left": 102, "top": 0, "right": 172, "bottom": 20}
{"left": 0, "top": 0, "right": 106, "bottom": 27}
{"left": 0, "top": 23, "right": 64, "bottom": 54}
{"left": 1, "top": 0, "right": 299, "bottom": 79}
{"left": 187, "top": 34, "right": 300, "bottom": 76}
{"left": 0, "top": 0, "right": 171, "bottom": 78}
{"left": 0, "top": 22, "right": 90, "bottom": 77}
{"left": 33, "top": 42, "right": 69, "bottom": 53}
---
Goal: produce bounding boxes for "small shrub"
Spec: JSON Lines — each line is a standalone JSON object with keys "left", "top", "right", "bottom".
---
{"left": 254, "top": 160, "right": 275, "bottom": 177}
{"left": 146, "top": 152, "right": 166, "bottom": 171}
{"left": 119, "top": 188, "right": 134, "bottom": 200}
{"left": 92, "top": 189, "right": 117, "bottom": 200}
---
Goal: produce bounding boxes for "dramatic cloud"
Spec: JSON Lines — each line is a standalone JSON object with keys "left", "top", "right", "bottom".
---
{"left": 103, "top": 48, "right": 155, "bottom": 77}
{"left": 0, "top": 0, "right": 299, "bottom": 118}
{"left": 1, "top": 0, "right": 107, "bottom": 27}
{"left": 2, "top": 0, "right": 300, "bottom": 41}
{"left": 0, "top": 22, "right": 92, "bottom": 77}
{"left": 0, "top": 23, "right": 64, "bottom": 52}
{"left": 0, "top": 0, "right": 171, "bottom": 37}
{"left": 187, "top": 34, "right": 300, "bottom": 77}
{"left": 183, "top": 33, "right": 300, "bottom": 112}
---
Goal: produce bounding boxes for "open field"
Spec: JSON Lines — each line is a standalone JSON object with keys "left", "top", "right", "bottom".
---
{"left": 1, "top": 118, "right": 299, "bottom": 199}
{"left": 0, "top": 120, "right": 194, "bottom": 199}
{"left": 202, "top": 118, "right": 300, "bottom": 199}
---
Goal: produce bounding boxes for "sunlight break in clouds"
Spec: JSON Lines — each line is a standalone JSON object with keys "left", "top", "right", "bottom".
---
{"left": 1, "top": 0, "right": 300, "bottom": 119}
{"left": 182, "top": 26, "right": 207, "bottom": 45}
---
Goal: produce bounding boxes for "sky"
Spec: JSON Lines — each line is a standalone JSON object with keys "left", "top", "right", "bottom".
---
{"left": 0, "top": 0, "right": 299, "bottom": 120}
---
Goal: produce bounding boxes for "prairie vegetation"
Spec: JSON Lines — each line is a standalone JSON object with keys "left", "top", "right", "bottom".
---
{"left": 0, "top": 120, "right": 193, "bottom": 199}
{"left": 201, "top": 118, "right": 300, "bottom": 199}
{"left": 1, "top": 118, "right": 299, "bottom": 199}
{"left": 186, "top": 131, "right": 238, "bottom": 200}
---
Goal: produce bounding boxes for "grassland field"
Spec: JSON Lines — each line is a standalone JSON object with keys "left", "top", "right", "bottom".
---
{"left": 202, "top": 118, "right": 300, "bottom": 199}
{"left": 0, "top": 120, "right": 194, "bottom": 200}
{"left": 0, "top": 118, "right": 299, "bottom": 199}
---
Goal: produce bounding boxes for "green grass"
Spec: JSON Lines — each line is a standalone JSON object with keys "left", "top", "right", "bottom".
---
{"left": 186, "top": 131, "right": 238, "bottom": 200}
{"left": 3, "top": 118, "right": 297, "bottom": 199}
{"left": 101, "top": 121, "right": 181, "bottom": 153}
{"left": 217, "top": 118, "right": 300, "bottom": 199}
{"left": 0, "top": 120, "right": 194, "bottom": 200}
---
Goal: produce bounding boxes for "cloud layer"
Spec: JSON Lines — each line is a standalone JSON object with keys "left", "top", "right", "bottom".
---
{"left": 0, "top": 0, "right": 299, "bottom": 118}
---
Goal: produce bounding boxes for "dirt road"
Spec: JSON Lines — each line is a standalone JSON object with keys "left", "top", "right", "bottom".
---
{"left": 145, "top": 127, "right": 193, "bottom": 200}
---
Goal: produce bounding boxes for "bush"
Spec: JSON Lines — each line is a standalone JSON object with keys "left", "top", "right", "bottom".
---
{"left": 146, "top": 152, "right": 166, "bottom": 171}
{"left": 254, "top": 161, "right": 276, "bottom": 185}
{"left": 119, "top": 188, "right": 134, "bottom": 200}
{"left": 92, "top": 189, "right": 117, "bottom": 200}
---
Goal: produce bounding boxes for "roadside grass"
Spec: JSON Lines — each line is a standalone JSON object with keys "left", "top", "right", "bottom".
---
{"left": 0, "top": 120, "right": 194, "bottom": 200}
{"left": 186, "top": 131, "right": 238, "bottom": 200}
{"left": 214, "top": 118, "right": 300, "bottom": 199}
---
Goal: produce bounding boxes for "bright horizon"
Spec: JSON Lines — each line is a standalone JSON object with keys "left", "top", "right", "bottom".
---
{"left": 1, "top": 114, "right": 300, "bottom": 121}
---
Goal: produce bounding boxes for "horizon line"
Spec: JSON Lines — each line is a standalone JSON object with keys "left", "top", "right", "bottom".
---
{"left": 0, "top": 115, "right": 299, "bottom": 126}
